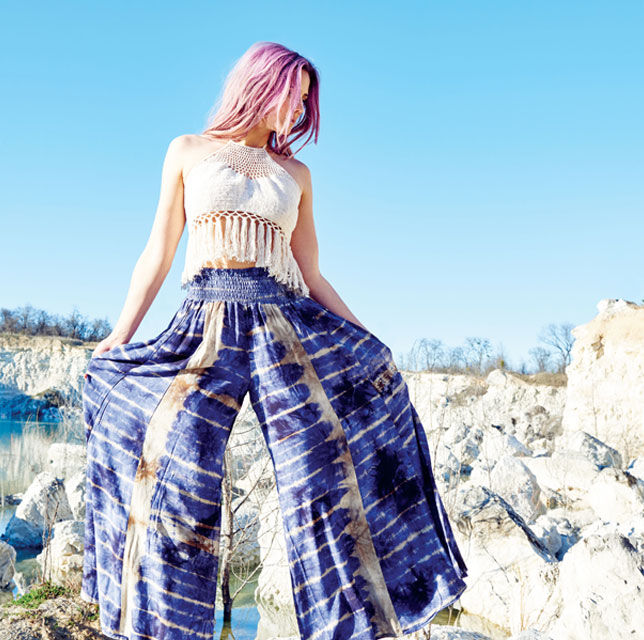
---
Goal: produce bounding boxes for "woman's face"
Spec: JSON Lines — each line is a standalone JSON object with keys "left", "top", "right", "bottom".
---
{"left": 265, "top": 68, "right": 310, "bottom": 133}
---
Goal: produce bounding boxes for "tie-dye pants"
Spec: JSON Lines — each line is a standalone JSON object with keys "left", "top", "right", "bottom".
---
{"left": 80, "top": 266, "right": 468, "bottom": 640}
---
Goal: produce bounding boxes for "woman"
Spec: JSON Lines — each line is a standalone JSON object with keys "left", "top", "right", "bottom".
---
{"left": 81, "top": 41, "right": 468, "bottom": 640}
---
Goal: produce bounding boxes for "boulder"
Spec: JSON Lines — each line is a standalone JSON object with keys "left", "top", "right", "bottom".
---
{"left": 0, "top": 472, "right": 73, "bottom": 548}
{"left": 35, "top": 519, "right": 84, "bottom": 590}
{"left": 0, "top": 540, "right": 16, "bottom": 589}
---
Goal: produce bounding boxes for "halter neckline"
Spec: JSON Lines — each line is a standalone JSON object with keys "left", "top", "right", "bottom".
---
{"left": 228, "top": 139, "right": 268, "bottom": 152}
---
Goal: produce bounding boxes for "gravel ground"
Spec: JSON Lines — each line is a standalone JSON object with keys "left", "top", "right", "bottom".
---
{"left": 0, "top": 591, "right": 107, "bottom": 640}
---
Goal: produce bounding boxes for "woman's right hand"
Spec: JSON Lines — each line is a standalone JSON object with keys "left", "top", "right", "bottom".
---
{"left": 85, "top": 334, "right": 129, "bottom": 380}
{"left": 91, "top": 332, "right": 130, "bottom": 359}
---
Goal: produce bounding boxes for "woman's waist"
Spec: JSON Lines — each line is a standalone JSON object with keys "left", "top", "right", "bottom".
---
{"left": 182, "top": 265, "right": 298, "bottom": 303}
{"left": 195, "top": 257, "right": 261, "bottom": 269}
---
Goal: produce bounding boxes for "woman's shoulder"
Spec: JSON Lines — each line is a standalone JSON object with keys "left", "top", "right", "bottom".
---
{"left": 173, "top": 133, "right": 227, "bottom": 155}
{"left": 171, "top": 134, "right": 229, "bottom": 183}
{"left": 273, "top": 143, "right": 312, "bottom": 189}
{"left": 271, "top": 147, "right": 310, "bottom": 189}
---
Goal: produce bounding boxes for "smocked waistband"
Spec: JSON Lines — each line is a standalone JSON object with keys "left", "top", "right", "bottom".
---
{"left": 183, "top": 267, "right": 297, "bottom": 303}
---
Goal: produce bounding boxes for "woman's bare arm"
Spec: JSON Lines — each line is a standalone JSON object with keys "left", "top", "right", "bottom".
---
{"left": 92, "top": 135, "right": 187, "bottom": 356}
{"left": 289, "top": 162, "right": 369, "bottom": 332}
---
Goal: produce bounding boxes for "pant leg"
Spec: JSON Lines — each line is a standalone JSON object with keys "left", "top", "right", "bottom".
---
{"left": 247, "top": 296, "right": 468, "bottom": 640}
{"left": 81, "top": 299, "right": 196, "bottom": 610}
{"left": 82, "top": 297, "right": 251, "bottom": 640}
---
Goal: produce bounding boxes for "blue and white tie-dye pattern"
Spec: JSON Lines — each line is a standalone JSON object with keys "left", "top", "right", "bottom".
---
{"left": 81, "top": 266, "right": 468, "bottom": 640}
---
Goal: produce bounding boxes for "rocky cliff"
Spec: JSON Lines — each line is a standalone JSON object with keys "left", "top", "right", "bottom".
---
{"left": 0, "top": 333, "right": 91, "bottom": 421}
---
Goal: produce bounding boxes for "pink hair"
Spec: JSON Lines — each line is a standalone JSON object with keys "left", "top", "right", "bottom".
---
{"left": 200, "top": 42, "right": 320, "bottom": 158}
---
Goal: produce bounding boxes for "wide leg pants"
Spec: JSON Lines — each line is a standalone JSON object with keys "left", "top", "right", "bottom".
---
{"left": 80, "top": 266, "right": 468, "bottom": 640}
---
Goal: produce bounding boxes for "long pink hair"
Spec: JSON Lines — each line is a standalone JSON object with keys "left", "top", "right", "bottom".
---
{"left": 200, "top": 42, "right": 320, "bottom": 158}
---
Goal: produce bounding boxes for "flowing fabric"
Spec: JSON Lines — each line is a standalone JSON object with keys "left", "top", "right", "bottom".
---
{"left": 81, "top": 266, "right": 468, "bottom": 640}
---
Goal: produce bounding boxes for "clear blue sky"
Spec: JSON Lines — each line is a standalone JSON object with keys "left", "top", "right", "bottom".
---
{"left": 2, "top": 1, "right": 642, "bottom": 370}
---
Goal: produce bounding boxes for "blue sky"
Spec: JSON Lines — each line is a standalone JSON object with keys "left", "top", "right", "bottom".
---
{"left": 2, "top": 1, "right": 642, "bottom": 370}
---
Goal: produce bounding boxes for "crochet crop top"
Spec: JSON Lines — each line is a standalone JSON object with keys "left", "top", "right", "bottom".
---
{"left": 181, "top": 138, "right": 310, "bottom": 297}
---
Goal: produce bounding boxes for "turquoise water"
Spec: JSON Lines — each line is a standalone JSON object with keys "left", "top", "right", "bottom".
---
{"left": 0, "top": 419, "right": 25, "bottom": 441}
{"left": 0, "top": 505, "right": 16, "bottom": 532}
{"left": 0, "top": 418, "right": 61, "bottom": 445}
{"left": 213, "top": 605, "right": 261, "bottom": 638}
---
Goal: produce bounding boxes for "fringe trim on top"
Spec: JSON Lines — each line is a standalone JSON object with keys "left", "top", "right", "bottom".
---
{"left": 181, "top": 210, "right": 310, "bottom": 298}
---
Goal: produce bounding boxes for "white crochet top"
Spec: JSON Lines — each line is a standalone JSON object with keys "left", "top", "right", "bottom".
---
{"left": 181, "top": 138, "right": 309, "bottom": 297}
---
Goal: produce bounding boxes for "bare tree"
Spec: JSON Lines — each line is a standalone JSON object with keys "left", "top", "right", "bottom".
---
{"left": 0, "top": 304, "right": 114, "bottom": 342}
{"left": 0, "top": 308, "right": 19, "bottom": 332}
{"left": 86, "top": 317, "right": 112, "bottom": 342}
{"left": 447, "top": 345, "right": 466, "bottom": 373}
{"left": 62, "top": 307, "right": 87, "bottom": 339}
{"left": 218, "top": 411, "right": 276, "bottom": 634}
{"left": 15, "top": 304, "right": 37, "bottom": 333}
{"left": 397, "top": 351, "right": 411, "bottom": 371}
{"left": 529, "top": 346, "right": 552, "bottom": 373}
{"left": 464, "top": 336, "right": 492, "bottom": 375}
{"left": 415, "top": 338, "right": 445, "bottom": 372}
{"left": 50, "top": 312, "right": 66, "bottom": 336}
{"left": 219, "top": 446, "right": 235, "bottom": 627}
{"left": 33, "top": 309, "right": 53, "bottom": 336}
{"left": 538, "top": 323, "right": 575, "bottom": 373}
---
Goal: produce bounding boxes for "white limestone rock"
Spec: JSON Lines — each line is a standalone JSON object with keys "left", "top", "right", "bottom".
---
{"left": 540, "top": 532, "right": 644, "bottom": 639}
{"left": 453, "top": 483, "right": 557, "bottom": 634}
{"left": 35, "top": 519, "right": 84, "bottom": 589}
{"left": 561, "top": 298, "right": 644, "bottom": 464}
{"left": 0, "top": 540, "right": 17, "bottom": 589}
{"left": 0, "top": 472, "right": 73, "bottom": 548}
{"left": 508, "top": 631, "right": 555, "bottom": 640}
{"left": 627, "top": 456, "right": 644, "bottom": 479}
{"left": 64, "top": 468, "right": 86, "bottom": 520}
{"left": 45, "top": 442, "right": 86, "bottom": 481}
{"left": 519, "top": 449, "right": 644, "bottom": 527}
{"left": 470, "top": 454, "right": 543, "bottom": 524}
{"left": 529, "top": 515, "right": 563, "bottom": 558}
{"left": 404, "top": 369, "right": 565, "bottom": 496}
{"left": 558, "top": 429, "right": 622, "bottom": 469}
{"left": 584, "top": 466, "right": 644, "bottom": 525}
{"left": 521, "top": 450, "right": 602, "bottom": 508}
{"left": 481, "top": 370, "right": 565, "bottom": 450}
{"left": 0, "top": 333, "right": 89, "bottom": 421}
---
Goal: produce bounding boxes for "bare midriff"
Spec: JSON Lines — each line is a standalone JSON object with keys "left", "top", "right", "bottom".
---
{"left": 203, "top": 257, "right": 259, "bottom": 268}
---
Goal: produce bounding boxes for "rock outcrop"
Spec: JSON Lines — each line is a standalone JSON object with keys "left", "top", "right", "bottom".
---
{"left": 0, "top": 333, "right": 90, "bottom": 421}
{"left": 561, "top": 298, "right": 644, "bottom": 463}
